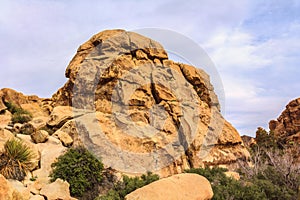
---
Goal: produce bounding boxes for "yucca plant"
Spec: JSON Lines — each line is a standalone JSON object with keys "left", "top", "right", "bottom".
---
{"left": 0, "top": 139, "right": 34, "bottom": 181}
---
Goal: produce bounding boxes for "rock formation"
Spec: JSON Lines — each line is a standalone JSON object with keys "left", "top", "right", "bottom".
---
{"left": 269, "top": 97, "right": 300, "bottom": 143}
{"left": 0, "top": 29, "right": 251, "bottom": 199}
{"left": 50, "top": 29, "right": 249, "bottom": 175}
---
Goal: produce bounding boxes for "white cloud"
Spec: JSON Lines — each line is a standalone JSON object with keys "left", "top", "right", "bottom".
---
{"left": 202, "top": 20, "right": 300, "bottom": 136}
{"left": 205, "top": 30, "right": 272, "bottom": 71}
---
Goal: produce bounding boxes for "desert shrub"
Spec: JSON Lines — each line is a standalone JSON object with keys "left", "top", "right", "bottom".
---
{"left": 186, "top": 167, "right": 267, "bottom": 200}
{"left": 239, "top": 127, "right": 300, "bottom": 200}
{"left": 0, "top": 139, "right": 34, "bottom": 181}
{"left": 97, "top": 172, "right": 159, "bottom": 200}
{"left": 50, "top": 147, "right": 104, "bottom": 199}
{"left": 12, "top": 112, "right": 32, "bottom": 124}
{"left": 4, "top": 101, "right": 32, "bottom": 124}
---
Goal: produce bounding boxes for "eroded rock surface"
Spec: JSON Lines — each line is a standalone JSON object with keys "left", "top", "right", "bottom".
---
{"left": 269, "top": 98, "right": 300, "bottom": 143}
{"left": 51, "top": 29, "right": 249, "bottom": 176}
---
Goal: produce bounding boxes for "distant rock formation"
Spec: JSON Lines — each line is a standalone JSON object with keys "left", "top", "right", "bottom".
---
{"left": 269, "top": 98, "right": 300, "bottom": 143}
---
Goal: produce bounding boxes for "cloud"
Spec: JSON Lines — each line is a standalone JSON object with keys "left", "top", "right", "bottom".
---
{"left": 203, "top": 17, "right": 300, "bottom": 136}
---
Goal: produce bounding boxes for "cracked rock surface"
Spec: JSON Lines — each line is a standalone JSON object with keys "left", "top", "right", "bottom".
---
{"left": 52, "top": 29, "right": 250, "bottom": 176}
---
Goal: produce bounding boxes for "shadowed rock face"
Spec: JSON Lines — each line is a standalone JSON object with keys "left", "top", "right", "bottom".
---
{"left": 269, "top": 98, "right": 300, "bottom": 143}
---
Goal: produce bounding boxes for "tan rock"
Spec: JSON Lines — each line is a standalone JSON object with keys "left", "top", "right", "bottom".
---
{"left": 0, "top": 174, "right": 24, "bottom": 200}
{"left": 29, "top": 195, "right": 45, "bottom": 200}
{"left": 54, "top": 130, "right": 73, "bottom": 147}
{"left": 32, "top": 137, "right": 66, "bottom": 184}
{"left": 125, "top": 173, "right": 213, "bottom": 200}
{"left": 0, "top": 88, "right": 30, "bottom": 106}
{"left": 224, "top": 171, "right": 240, "bottom": 180}
{"left": 56, "top": 120, "right": 82, "bottom": 147}
{"left": 0, "top": 110, "right": 12, "bottom": 129}
{"left": 7, "top": 179, "right": 31, "bottom": 200}
{"left": 40, "top": 179, "right": 76, "bottom": 200}
{"left": 0, "top": 128, "right": 14, "bottom": 151}
{"left": 27, "top": 180, "right": 43, "bottom": 195}
{"left": 29, "top": 116, "right": 49, "bottom": 129}
{"left": 31, "top": 130, "right": 49, "bottom": 143}
{"left": 21, "top": 103, "right": 49, "bottom": 119}
{"left": 47, "top": 106, "right": 73, "bottom": 127}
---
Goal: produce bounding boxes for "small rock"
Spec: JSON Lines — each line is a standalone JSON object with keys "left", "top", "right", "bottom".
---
{"left": 20, "top": 123, "right": 36, "bottom": 135}
{"left": 224, "top": 171, "right": 240, "bottom": 180}
{"left": 7, "top": 179, "right": 31, "bottom": 200}
{"left": 29, "top": 195, "right": 45, "bottom": 200}
{"left": 27, "top": 180, "right": 44, "bottom": 195}
{"left": 29, "top": 116, "right": 49, "bottom": 129}
{"left": 31, "top": 130, "right": 49, "bottom": 143}
{"left": 54, "top": 130, "right": 73, "bottom": 147}
{"left": 40, "top": 179, "right": 76, "bottom": 200}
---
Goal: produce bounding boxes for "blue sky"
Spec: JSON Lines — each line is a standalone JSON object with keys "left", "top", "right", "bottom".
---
{"left": 0, "top": 0, "right": 299, "bottom": 137}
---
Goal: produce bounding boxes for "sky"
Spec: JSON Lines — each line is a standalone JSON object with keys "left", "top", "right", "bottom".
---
{"left": 0, "top": 0, "right": 299, "bottom": 137}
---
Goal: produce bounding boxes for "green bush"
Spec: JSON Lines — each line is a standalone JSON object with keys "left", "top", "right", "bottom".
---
{"left": 186, "top": 167, "right": 267, "bottom": 200}
{"left": 97, "top": 172, "right": 159, "bottom": 200}
{"left": 12, "top": 112, "right": 32, "bottom": 124}
{"left": 0, "top": 139, "right": 34, "bottom": 181}
{"left": 4, "top": 101, "right": 32, "bottom": 124}
{"left": 50, "top": 147, "right": 104, "bottom": 199}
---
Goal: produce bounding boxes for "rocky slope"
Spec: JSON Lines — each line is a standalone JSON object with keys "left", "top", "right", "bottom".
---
{"left": 0, "top": 29, "right": 250, "bottom": 199}
{"left": 269, "top": 97, "right": 300, "bottom": 143}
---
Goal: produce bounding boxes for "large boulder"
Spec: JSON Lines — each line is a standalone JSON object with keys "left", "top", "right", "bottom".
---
{"left": 47, "top": 106, "right": 74, "bottom": 127}
{"left": 125, "top": 173, "right": 213, "bottom": 200}
{"left": 31, "top": 130, "right": 49, "bottom": 143}
{"left": 51, "top": 29, "right": 249, "bottom": 176}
